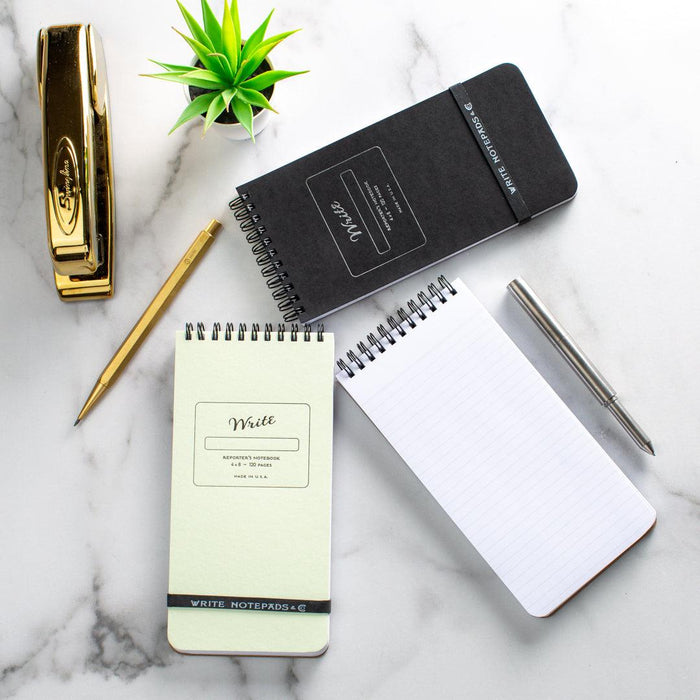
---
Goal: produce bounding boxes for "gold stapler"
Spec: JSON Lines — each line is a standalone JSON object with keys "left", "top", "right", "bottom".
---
{"left": 37, "top": 24, "right": 115, "bottom": 300}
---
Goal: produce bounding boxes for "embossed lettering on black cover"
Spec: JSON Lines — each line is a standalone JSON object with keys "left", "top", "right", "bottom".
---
{"left": 234, "top": 63, "right": 577, "bottom": 323}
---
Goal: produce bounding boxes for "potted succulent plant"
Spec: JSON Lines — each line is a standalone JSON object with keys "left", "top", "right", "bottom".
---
{"left": 143, "top": 0, "right": 307, "bottom": 140}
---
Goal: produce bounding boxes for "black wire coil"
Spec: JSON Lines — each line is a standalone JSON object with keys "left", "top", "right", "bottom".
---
{"left": 185, "top": 322, "right": 324, "bottom": 342}
{"left": 336, "top": 275, "right": 456, "bottom": 378}
{"left": 229, "top": 192, "right": 305, "bottom": 322}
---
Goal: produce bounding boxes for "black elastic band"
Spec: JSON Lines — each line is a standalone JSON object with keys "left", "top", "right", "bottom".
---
{"left": 449, "top": 83, "right": 531, "bottom": 224}
{"left": 167, "top": 594, "right": 331, "bottom": 614}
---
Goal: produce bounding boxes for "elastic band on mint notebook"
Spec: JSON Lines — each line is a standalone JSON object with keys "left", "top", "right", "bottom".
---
{"left": 449, "top": 83, "right": 531, "bottom": 224}
{"left": 167, "top": 594, "right": 331, "bottom": 614}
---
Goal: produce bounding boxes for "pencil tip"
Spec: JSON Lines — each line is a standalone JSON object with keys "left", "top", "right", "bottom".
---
{"left": 74, "top": 418, "right": 80, "bottom": 427}
{"left": 644, "top": 442, "right": 655, "bottom": 456}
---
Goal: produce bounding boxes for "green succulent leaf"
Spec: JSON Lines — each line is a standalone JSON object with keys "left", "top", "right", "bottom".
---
{"left": 257, "top": 28, "right": 301, "bottom": 51}
{"left": 200, "top": 0, "right": 222, "bottom": 52}
{"left": 203, "top": 93, "right": 227, "bottom": 134}
{"left": 231, "top": 94, "right": 254, "bottom": 140}
{"left": 221, "top": 0, "right": 240, "bottom": 69}
{"left": 184, "top": 68, "right": 227, "bottom": 86}
{"left": 207, "top": 52, "right": 234, "bottom": 81}
{"left": 232, "top": 58, "right": 249, "bottom": 83}
{"left": 173, "top": 27, "right": 219, "bottom": 73}
{"left": 141, "top": 71, "right": 224, "bottom": 89}
{"left": 141, "top": 71, "right": 184, "bottom": 81}
{"left": 148, "top": 58, "right": 195, "bottom": 73}
{"left": 236, "top": 34, "right": 283, "bottom": 82}
{"left": 231, "top": 0, "right": 241, "bottom": 57}
{"left": 176, "top": 0, "right": 231, "bottom": 77}
{"left": 221, "top": 87, "right": 237, "bottom": 109}
{"left": 241, "top": 69, "right": 308, "bottom": 92}
{"left": 237, "top": 86, "right": 277, "bottom": 113}
{"left": 141, "top": 71, "right": 185, "bottom": 81}
{"left": 240, "top": 9, "right": 274, "bottom": 61}
{"left": 177, "top": 0, "right": 214, "bottom": 51}
{"left": 168, "top": 90, "right": 219, "bottom": 133}
{"left": 237, "top": 32, "right": 302, "bottom": 83}
{"left": 236, "top": 45, "right": 272, "bottom": 83}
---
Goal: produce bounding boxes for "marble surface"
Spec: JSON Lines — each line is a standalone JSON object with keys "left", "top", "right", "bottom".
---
{"left": 1, "top": 0, "right": 699, "bottom": 697}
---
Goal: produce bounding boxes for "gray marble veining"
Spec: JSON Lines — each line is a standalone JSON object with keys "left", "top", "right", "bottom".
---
{"left": 1, "top": 0, "right": 699, "bottom": 698}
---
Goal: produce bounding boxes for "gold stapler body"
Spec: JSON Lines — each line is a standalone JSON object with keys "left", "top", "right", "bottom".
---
{"left": 37, "top": 24, "right": 115, "bottom": 300}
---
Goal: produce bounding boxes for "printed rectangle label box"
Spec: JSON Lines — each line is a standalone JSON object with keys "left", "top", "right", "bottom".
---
{"left": 194, "top": 402, "right": 311, "bottom": 488}
{"left": 306, "top": 146, "right": 426, "bottom": 277}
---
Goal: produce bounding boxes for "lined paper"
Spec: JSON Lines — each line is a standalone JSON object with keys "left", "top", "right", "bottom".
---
{"left": 337, "top": 279, "right": 655, "bottom": 616}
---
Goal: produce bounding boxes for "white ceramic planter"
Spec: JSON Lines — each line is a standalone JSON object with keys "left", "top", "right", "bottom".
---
{"left": 204, "top": 103, "right": 272, "bottom": 141}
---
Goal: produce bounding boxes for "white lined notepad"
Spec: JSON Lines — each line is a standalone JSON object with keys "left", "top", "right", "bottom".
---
{"left": 336, "top": 278, "right": 655, "bottom": 616}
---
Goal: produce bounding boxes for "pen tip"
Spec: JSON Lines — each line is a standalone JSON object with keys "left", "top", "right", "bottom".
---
{"left": 643, "top": 441, "right": 655, "bottom": 456}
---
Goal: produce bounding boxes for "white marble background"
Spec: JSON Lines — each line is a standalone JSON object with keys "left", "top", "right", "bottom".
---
{"left": 1, "top": 0, "right": 699, "bottom": 697}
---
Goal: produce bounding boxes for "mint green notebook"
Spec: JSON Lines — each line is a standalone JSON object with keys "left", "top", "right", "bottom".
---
{"left": 168, "top": 324, "right": 334, "bottom": 656}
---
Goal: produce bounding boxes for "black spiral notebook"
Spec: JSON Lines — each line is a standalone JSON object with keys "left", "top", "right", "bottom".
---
{"left": 230, "top": 63, "right": 577, "bottom": 323}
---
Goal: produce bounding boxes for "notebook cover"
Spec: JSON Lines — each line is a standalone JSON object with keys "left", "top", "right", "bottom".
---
{"left": 167, "top": 328, "right": 334, "bottom": 655}
{"left": 235, "top": 63, "right": 577, "bottom": 322}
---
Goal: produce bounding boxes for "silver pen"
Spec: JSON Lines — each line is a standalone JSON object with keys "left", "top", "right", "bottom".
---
{"left": 507, "top": 277, "right": 655, "bottom": 456}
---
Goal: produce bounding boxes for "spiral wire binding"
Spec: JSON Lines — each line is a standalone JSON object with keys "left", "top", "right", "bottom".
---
{"left": 337, "top": 275, "right": 457, "bottom": 378}
{"left": 377, "top": 324, "right": 395, "bottom": 346}
{"left": 184, "top": 322, "right": 325, "bottom": 342}
{"left": 367, "top": 332, "right": 385, "bottom": 354}
{"left": 229, "top": 192, "right": 305, "bottom": 322}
